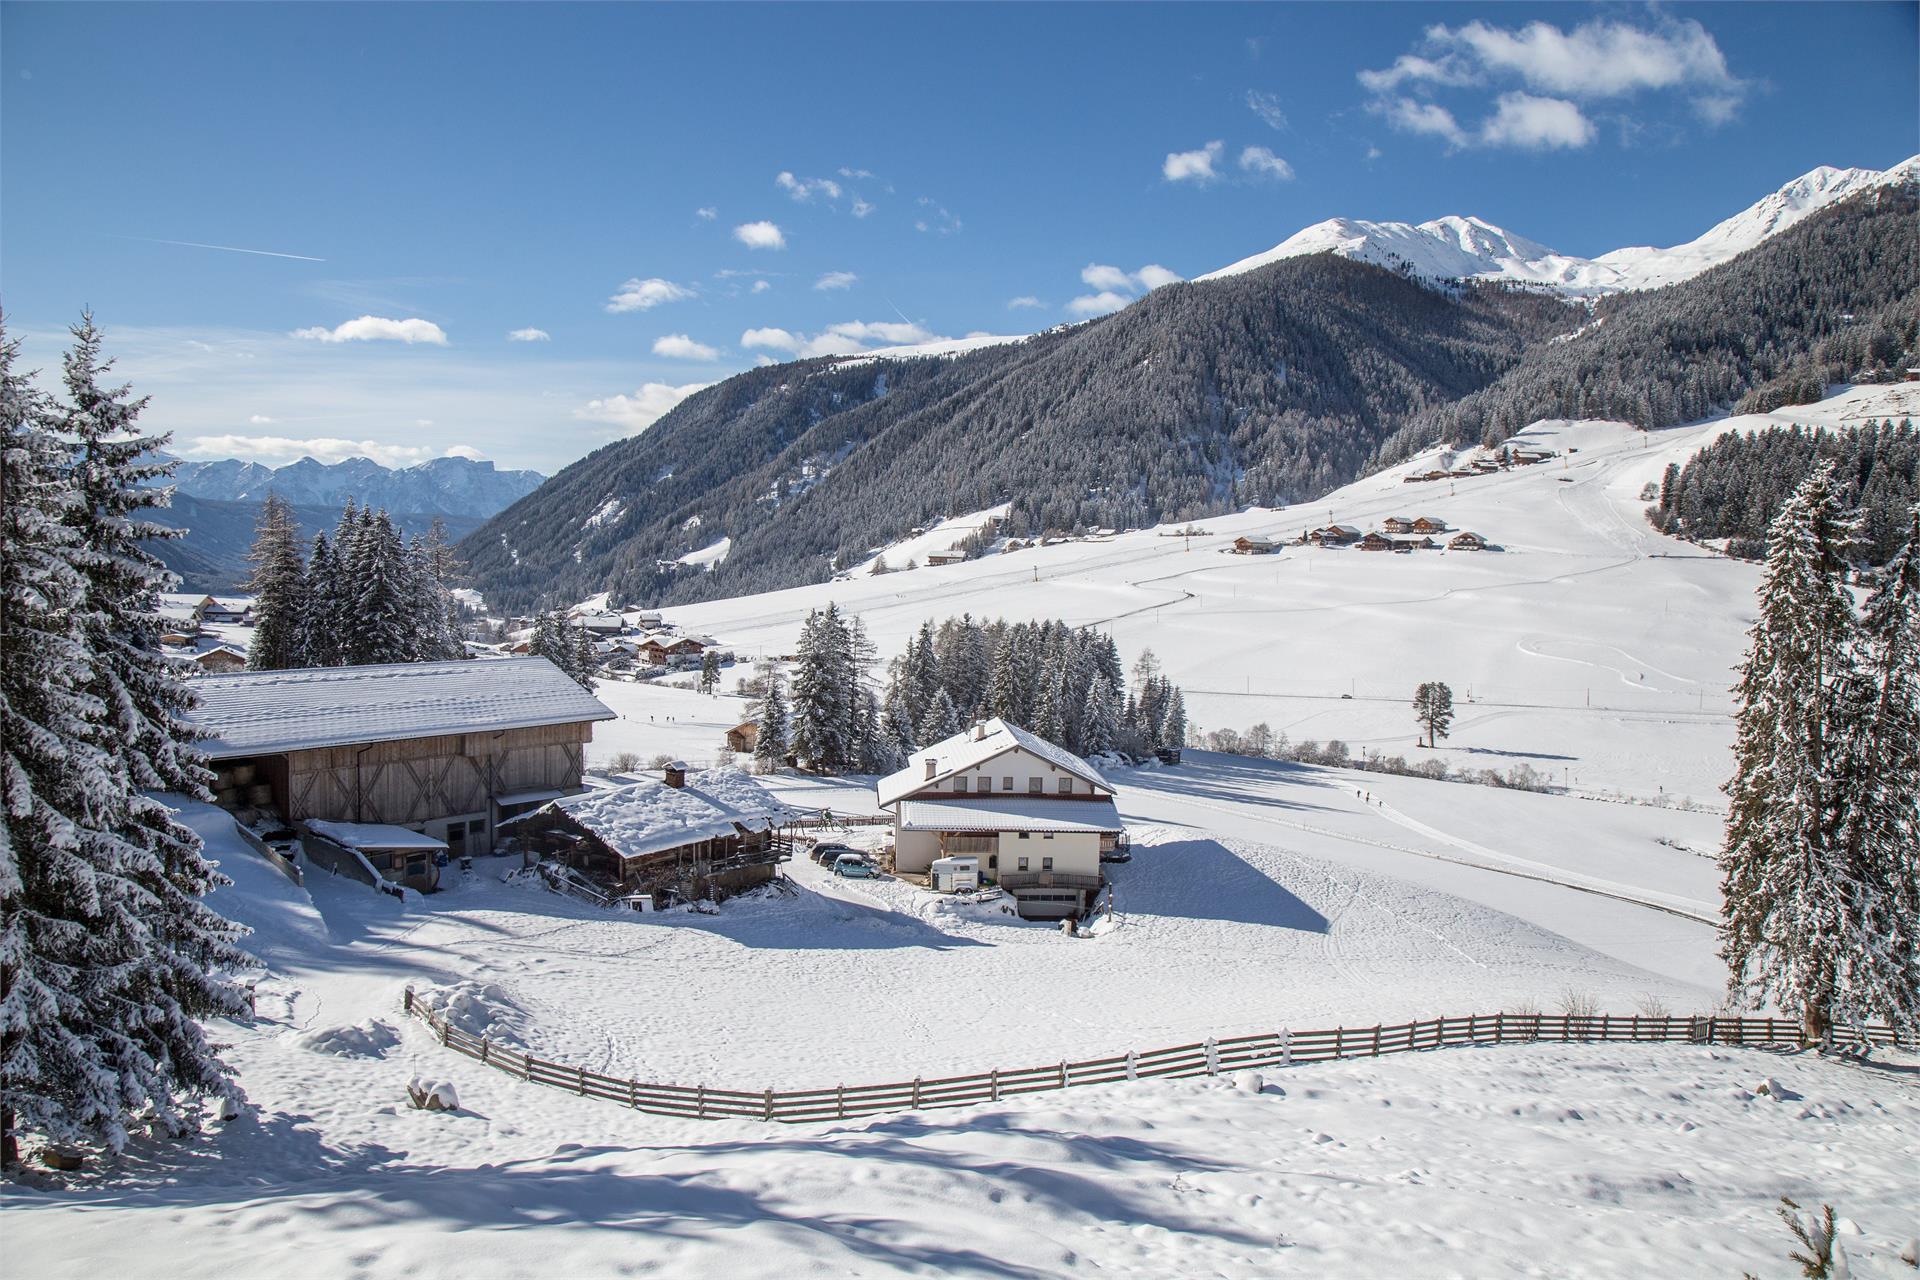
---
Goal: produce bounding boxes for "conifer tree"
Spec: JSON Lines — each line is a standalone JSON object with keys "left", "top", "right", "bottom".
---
{"left": 302, "top": 532, "right": 342, "bottom": 667}
{"left": 570, "top": 622, "right": 597, "bottom": 690}
{"left": 343, "top": 509, "right": 416, "bottom": 665}
{"left": 788, "top": 605, "right": 857, "bottom": 771}
{"left": 1412, "top": 681, "right": 1455, "bottom": 748}
{"left": 1721, "top": 462, "right": 1865, "bottom": 1043}
{"left": 245, "top": 494, "right": 309, "bottom": 671}
{"left": 916, "top": 686, "right": 962, "bottom": 746}
{"left": 752, "top": 669, "right": 789, "bottom": 772}
{"left": 699, "top": 649, "right": 721, "bottom": 694}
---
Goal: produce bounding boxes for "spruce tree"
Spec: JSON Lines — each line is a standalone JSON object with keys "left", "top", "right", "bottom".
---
{"left": 410, "top": 519, "right": 466, "bottom": 662}
{"left": 343, "top": 509, "right": 415, "bottom": 665}
{"left": 752, "top": 669, "right": 789, "bottom": 772}
{"left": 915, "top": 686, "right": 962, "bottom": 746}
{"left": 302, "top": 532, "right": 342, "bottom": 667}
{"left": 57, "top": 317, "right": 251, "bottom": 1131}
{"left": 1412, "top": 681, "right": 1455, "bottom": 748}
{"left": 245, "top": 493, "right": 309, "bottom": 671}
{"left": 788, "top": 605, "right": 857, "bottom": 771}
{"left": 1720, "top": 462, "right": 1864, "bottom": 1043}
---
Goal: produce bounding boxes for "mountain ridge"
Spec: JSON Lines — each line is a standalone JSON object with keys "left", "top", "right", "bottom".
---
{"left": 165, "top": 452, "right": 545, "bottom": 517}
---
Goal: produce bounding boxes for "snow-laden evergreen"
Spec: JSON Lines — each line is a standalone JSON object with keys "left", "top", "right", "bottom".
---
{"left": 749, "top": 667, "right": 788, "bottom": 772}
{"left": 527, "top": 611, "right": 595, "bottom": 689}
{"left": 301, "top": 532, "right": 343, "bottom": 668}
{"left": 245, "top": 494, "right": 309, "bottom": 671}
{"left": 1720, "top": 462, "right": 1917, "bottom": 1040}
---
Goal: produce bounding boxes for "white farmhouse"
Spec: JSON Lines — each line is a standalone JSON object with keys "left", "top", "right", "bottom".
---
{"left": 876, "top": 718, "right": 1125, "bottom": 920}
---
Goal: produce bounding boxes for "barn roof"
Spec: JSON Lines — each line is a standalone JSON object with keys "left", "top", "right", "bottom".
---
{"left": 897, "top": 796, "right": 1125, "bottom": 834}
{"left": 189, "top": 657, "right": 615, "bottom": 758}
{"left": 876, "top": 718, "right": 1109, "bottom": 807}
{"left": 531, "top": 769, "right": 798, "bottom": 861}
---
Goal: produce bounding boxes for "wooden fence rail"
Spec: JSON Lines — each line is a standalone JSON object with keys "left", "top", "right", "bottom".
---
{"left": 400, "top": 989, "right": 1900, "bottom": 1125}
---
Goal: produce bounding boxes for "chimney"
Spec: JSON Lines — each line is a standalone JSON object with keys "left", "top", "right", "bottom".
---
{"left": 971, "top": 722, "right": 986, "bottom": 741}
{"left": 923, "top": 757, "right": 937, "bottom": 780}
{"left": 664, "top": 761, "right": 687, "bottom": 789}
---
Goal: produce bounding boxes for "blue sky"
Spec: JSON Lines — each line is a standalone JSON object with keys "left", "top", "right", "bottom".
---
{"left": 3, "top": 2, "right": 1914, "bottom": 474}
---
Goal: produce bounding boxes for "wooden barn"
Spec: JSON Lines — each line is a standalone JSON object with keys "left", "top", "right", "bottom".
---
{"left": 1411, "top": 516, "right": 1449, "bottom": 534}
{"left": 1231, "top": 534, "right": 1276, "bottom": 555}
{"left": 1309, "top": 524, "right": 1362, "bottom": 546}
{"left": 725, "top": 720, "right": 760, "bottom": 753}
{"left": 189, "top": 657, "right": 616, "bottom": 857}
{"left": 510, "top": 766, "right": 797, "bottom": 905}
{"left": 1449, "top": 531, "right": 1489, "bottom": 551}
{"left": 1356, "top": 531, "right": 1396, "bottom": 552}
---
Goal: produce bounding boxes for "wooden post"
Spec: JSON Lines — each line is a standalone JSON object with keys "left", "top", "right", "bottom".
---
{"left": 1334, "top": 1026, "right": 1344, "bottom": 1059}
{"left": 912, "top": 1077, "right": 922, "bottom": 1108}
{"left": 1126, "top": 1050, "right": 1137, "bottom": 1082}
{"left": 837, "top": 1085, "right": 845, "bottom": 1120}
{"left": 440, "top": 1018, "right": 450, "bottom": 1048}
{"left": 1468, "top": 1013, "right": 1477, "bottom": 1042}
{"left": 1061, "top": 1061, "right": 1071, "bottom": 1088}
{"left": 1495, "top": 1013, "right": 1504, "bottom": 1044}
{"left": 1281, "top": 1028, "right": 1292, "bottom": 1067}
{"left": 697, "top": 1085, "right": 706, "bottom": 1119}
{"left": 577, "top": 1065, "right": 587, "bottom": 1096}
{"left": 764, "top": 1087, "right": 773, "bottom": 1121}
{"left": 480, "top": 1034, "right": 491, "bottom": 1065}
{"left": 1204, "top": 1039, "right": 1218, "bottom": 1076}
{"left": 1601, "top": 1014, "right": 1610, "bottom": 1042}
{"left": 404, "top": 987, "right": 414, "bottom": 1015}
{"left": 1372, "top": 1025, "right": 1381, "bottom": 1057}
{"left": 628, "top": 1079, "right": 638, "bottom": 1109}
{"left": 524, "top": 1053, "right": 534, "bottom": 1082}
{"left": 989, "top": 1069, "right": 999, "bottom": 1102}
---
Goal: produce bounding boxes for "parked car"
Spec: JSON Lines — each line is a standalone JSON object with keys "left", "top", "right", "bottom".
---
{"left": 812, "top": 841, "right": 857, "bottom": 864}
{"left": 1099, "top": 847, "right": 1132, "bottom": 864}
{"left": 831, "top": 853, "right": 875, "bottom": 879}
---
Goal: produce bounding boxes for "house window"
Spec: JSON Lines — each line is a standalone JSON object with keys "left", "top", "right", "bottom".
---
{"left": 1057, "top": 777, "right": 1073, "bottom": 794}
{"left": 1042, "top": 857, "right": 1053, "bottom": 870}
{"left": 1028, "top": 777, "right": 1042, "bottom": 794}
{"left": 1042, "top": 832, "right": 1054, "bottom": 840}
{"left": 1003, "top": 777, "right": 1014, "bottom": 791}
{"left": 1017, "top": 831, "right": 1030, "bottom": 839}
{"left": 954, "top": 777, "right": 969, "bottom": 793}
{"left": 1018, "top": 857, "right": 1029, "bottom": 871}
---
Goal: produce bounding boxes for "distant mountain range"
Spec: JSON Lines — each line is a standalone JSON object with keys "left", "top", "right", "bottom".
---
{"left": 148, "top": 453, "right": 544, "bottom": 592}
{"left": 1200, "top": 157, "right": 1918, "bottom": 297}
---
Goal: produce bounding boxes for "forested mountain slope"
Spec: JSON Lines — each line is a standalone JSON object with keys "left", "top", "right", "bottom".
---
{"left": 148, "top": 494, "right": 484, "bottom": 592}
{"left": 464, "top": 258, "right": 1573, "bottom": 611}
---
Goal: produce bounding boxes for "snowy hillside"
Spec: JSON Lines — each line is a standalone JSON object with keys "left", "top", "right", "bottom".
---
{"left": 1201, "top": 155, "right": 1919, "bottom": 296}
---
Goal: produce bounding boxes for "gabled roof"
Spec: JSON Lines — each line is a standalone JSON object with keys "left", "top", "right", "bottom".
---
{"left": 876, "top": 718, "right": 1109, "bottom": 807}
{"left": 189, "top": 657, "right": 615, "bottom": 758}
{"left": 535, "top": 769, "right": 798, "bottom": 861}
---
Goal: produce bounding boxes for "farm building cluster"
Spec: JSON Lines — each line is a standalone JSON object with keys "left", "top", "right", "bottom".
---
{"left": 497, "top": 606, "right": 732, "bottom": 681}
{"left": 1403, "top": 443, "right": 1557, "bottom": 485}
{"left": 158, "top": 592, "right": 257, "bottom": 675}
{"left": 1231, "top": 516, "right": 1492, "bottom": 556}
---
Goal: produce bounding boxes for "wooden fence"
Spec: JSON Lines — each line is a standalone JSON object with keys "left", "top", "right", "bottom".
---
{"left": 400, "top": 990, "right": 1901, "bottom": 1125}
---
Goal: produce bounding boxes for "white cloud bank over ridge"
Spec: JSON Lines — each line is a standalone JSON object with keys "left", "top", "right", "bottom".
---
{"left": 574, "top": 381, "right": 713, "bottom": 434}
{"left": 292, "top": 315, "right": 447, "bottom": 345}
{"left": 652, "top": 334, "right": 720, "bottom": 360}
{"left": 606, "top": 278, "right": 695, "bottom": 313}
{"left": 1068, "top": 262, "right": 1184, "bottom": 316}
{"left": 741, "top": 319, "right": 942, "bottom": 359}
{"left": 181, "top": 433, "right": 472, "bottom": 468}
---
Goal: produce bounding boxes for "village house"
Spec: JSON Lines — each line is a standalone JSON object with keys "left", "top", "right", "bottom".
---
{"left": 1411, "top": 516, "right": 1449, "bottom": 535}
{"left": 187, "top": 657, "right": 615, "bottom": 862}
{"left": 158, "top": 592, "right": 214, "bottom": 631}
{"left": 924, "top": 550, "right": 968, "bottom": 567}
{"left": 876, "top": 719, "right": 1126, "bottom": 921}
{"left": 510, "top": 765, "right": 796, "bottom": 906}
{"left": 1356, "top": 531, "right": 1396, "bottom": 552}
{"left": 1381, "top": 516, "right": 1417, "bottom": 535}
{"left": 187, "top": 646, "right": 249, "bottom": 674}
{"left": 1449, "top": 531, "right": 1489, "bottom": 551}
{"left": 725, "top": 720, "right": 760, "bottom": 754}
{"left": 638, "top": 633, "right": 708, "bottom": 665}
{"left": 202, "top": 597, "right": 253, "bottom": 625}
{"left": 1231, "top": 534, "right": 1277, "bottom": 555}
{"left": 1309, "top": 524, "right": 1362, "bottom": 546}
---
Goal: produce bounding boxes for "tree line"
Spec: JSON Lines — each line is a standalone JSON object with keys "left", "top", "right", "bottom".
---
{"left": 1648, "top": 419, "right": 1917, "bottom": 564}
{"left": 2, "top": 318, "right": 251, "bottom": 1164}
{"left": 748, "top": 610, "right": 1185, "bottom": 773}
{"left": 246, "top": 495, "right": 468, "bottom": 671}
{"left": 1721, "top": 467, "right": 1918, "bottom": 1042}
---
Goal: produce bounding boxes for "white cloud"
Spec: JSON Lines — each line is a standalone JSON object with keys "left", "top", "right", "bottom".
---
{"left": 247, "top": 413, "right": 274, "bottom": 425}
{"left": 182, "top": 433, "right": 441, "bottom": 467}
{"left": 292, "top": 315, "right": 448, "bottom": 345}
{"left": 1245, "top": 89, "right": 1289, "bottom": 131}
{"left": 1163, "top": 140, "right": 1224, "bottom": 183}
{"left": 443, "top": 445, "right": 485, "bottom": 461}
{"left": 1238, "top": 145, "right": 1295, "bottom": 180}
{"left": 507, "top": 327, "right": 551, "bottom": 342}
{"left": 1081, "top": 263, "right": 1135, "bottom": 292}
{"left": 1067, "top": 291, "right": 1133, "bottom": 318}
{"left": 776, "top": 171, "right": 843, "bottom": 202}
{"left": 1359, "top": 17, "right": 1746, "bottom": 146}
{"left": 1133, "top": 264, "right": 1183, "bottom": 290}
{"left": 1477, "top": 92, "right": 1595, "bottom": 150}
{"left": 1373, "top": 97, "right": 1469, "bottom": 147}
{"left": 814, "top": 271, "right": 858, "bottom": 291}
{"left": 605, "top": 277, "right": 695, "bottom": 313}
{"left": 696, "top": 206, "right": 718, "bottom": 220}
{"left": 733, "top": 220, "right": 787, "bottom": 250}
{"left": 851, "top": 197, "right": 875, "bottom": 218}
{"left": 651, "top": 334, "right": 721, "bottom": 361}
{"left": 751, "top": 279, "right": 772, "bottom": 294}
{"left": 837, "top": 167, "right": 879, "bottom": 180}
{"left": 1007, "top": 296, "right": 1045, "bottom": 310}
{"left": 741, "top": 319, "right": 943, "bottom": 360}
{"left": 573, "top": 381, "right": 712, "bottom": 434}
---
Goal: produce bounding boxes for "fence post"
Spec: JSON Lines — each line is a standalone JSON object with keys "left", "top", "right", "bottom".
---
{"left": 1495, "top": 1013, "right": 1504, "bottom": 1044}
{"left": 1707, "top": 1016, "right": 1718, "bottom": 1045}
{"left": 1334, "top": 1026, "right": 1344, "bottom": 1059}
{"left": 764, "top": 1087, "right": 773, "bottom": 1122}
{"left": 629, "top": 1079, "right": 638, "bottom": 1110}
{"left": 1282, "top": 1028, "right": 1292, "bottom": 1066}
{"left": 404, "top": 987, "right": 414, "bottom": 1015}
{"left": 480, "top": 1034, "right": 490, "bottom": 1065}
{"left": 577, "top": 1065, "right": 587, "bottom": 1096}
{"left": 440, "top": 1017, "right": 450, "bottom": 1048}
{"left": 1468, "top": 1013, "right": 1477, "bottom": 1043}
{"left": 524, "top": 1052, "right": 534, "bottom": 1082}
{"left": 1601, "top": 1013, "right": 1610, "bottom": 1042}
{"left": 697, "top": 1085, "right": 706, "bottom": 1120}
{"left": 912, "top": 1077, "right": 922, "bottom": 1109}
{"left": 1126, "top": 1050, "right": 1137, "bottom": 1082}
{"left": 1059, "top": 1061, "right": 1069, "bottom": 1089}
{"left": 1205, "top": 1038, "right": 1218, "bottom": 1076}
{"left": 1372, "top": 1025, "right": 1382, "bottom": 1057}
{"left": 837, "top": 1084, "right": 845, "bottom": 1120}
{"left": 990, "top": 1069, "right": 999, "bottom": 1102}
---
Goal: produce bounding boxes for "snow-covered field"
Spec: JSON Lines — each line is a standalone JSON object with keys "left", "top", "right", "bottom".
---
{"left": 6, "top": 817, "right": 1913, "bottom": 1279}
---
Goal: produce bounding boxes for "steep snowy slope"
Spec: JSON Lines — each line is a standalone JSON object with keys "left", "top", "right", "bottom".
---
{"left": 1201, "top": 155, "right": 1919, "bottom": 296}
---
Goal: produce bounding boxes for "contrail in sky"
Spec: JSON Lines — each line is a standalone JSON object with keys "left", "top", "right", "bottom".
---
{"left": 116, "top": 235, "right": 325, "bottom": 262}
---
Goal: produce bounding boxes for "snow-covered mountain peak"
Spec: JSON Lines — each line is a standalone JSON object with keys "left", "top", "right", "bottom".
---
{"left": 1199, "top": 154, "right": 1918, "bottom": 298}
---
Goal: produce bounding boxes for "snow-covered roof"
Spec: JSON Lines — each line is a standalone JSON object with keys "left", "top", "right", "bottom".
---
{"left": 305, "top": 820, "right": 447, "bottom": 852}
{"left": 190, "top": 657, "right": 616, "bottom": 758}
{"left": 876, "top": 718, "right": 1110, "bottom": 807}
{"left": 897, "top": 796, "right": 1125, "bottom": 834}
{"left": 532, "top": 768, "right": 799, "bottom": 862}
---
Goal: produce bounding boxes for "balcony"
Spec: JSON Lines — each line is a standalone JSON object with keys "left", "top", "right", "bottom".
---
{"left": 995, "top": 870, "right": 1103, "bottom": 892}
